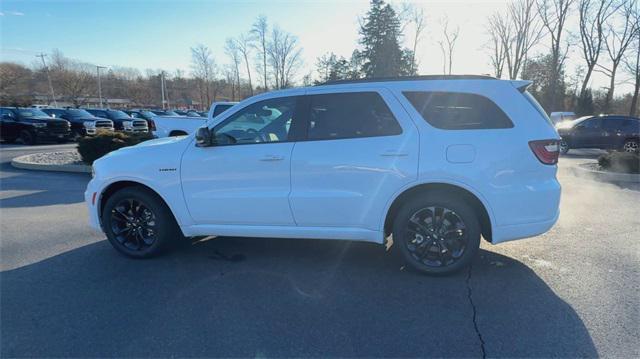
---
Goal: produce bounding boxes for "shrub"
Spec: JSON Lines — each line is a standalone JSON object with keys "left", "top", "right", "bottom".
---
{"left": 77, "top": 130, "right": 154, "bottom": 165}
{"left": 597, "top": 151, "right": 640, "bottom": 174}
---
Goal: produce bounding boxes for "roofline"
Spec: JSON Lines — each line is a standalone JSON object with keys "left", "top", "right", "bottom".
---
{"left": 317, "top": 75, "right": 496, "bottom": 86}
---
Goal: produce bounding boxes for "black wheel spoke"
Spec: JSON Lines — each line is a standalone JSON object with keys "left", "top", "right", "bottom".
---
{"left": 405, "top": 205, "right": 468, "bottom": 269}
{"left": 110, "top": 198, "right": 157, "bottom": 252}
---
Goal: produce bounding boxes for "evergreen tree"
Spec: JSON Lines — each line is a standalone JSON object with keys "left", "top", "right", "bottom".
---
{"left": 359, "top": 0, "right": 415, "bottom": 78}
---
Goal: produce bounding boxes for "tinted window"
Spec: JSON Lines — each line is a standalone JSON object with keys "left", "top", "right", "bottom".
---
{"left": 212, "top": 104, "right": 234, "bottom": 117}
{"left": 214, "top": 96, "right": 297, "bottom": 145}
{"left": 306, "top": 92, "right": 402, "bottom": 140}
{"left": 403, "top": 91, "right": 513, "bottom": 130}
{"left": 88, "top": 110, "right": 107, "bottom": 118}
{"left": 18, "top": 109, "right": 49, "bottom": 118}
{"left": 580, "top": 118, "right": 601, "bottom": 129}
{"left": 602, "top": 118, "right": 622, "bottom": 130}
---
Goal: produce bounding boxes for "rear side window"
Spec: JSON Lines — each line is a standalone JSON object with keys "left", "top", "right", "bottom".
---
{"left": 403, "top": 91, "right": 513, "bottom": 130}
{"left": 212, "top": 104, "right": 233, "bottom": 117}
{"left": 307, "top": 92, "right": 402, "bottom": 140}
{"left": 602, "top": 118, "right": 622, "bottom": 130}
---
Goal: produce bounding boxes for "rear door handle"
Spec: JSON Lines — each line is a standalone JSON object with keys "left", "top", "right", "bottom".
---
{"left": 259, "top": 155, "right": 284, "bottom": 162}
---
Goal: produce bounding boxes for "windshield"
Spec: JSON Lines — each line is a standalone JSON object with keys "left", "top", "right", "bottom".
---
{"left": 18, "top": 109, "right": 50, "bottom": 118}
{"left": 66, "top": 109, "right": 94, "bottom": 117}
{"left": 108, "top": 110, "right": 132, "bottom": 120}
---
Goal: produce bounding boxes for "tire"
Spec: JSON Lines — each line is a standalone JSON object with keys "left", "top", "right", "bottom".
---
{"left": 623, "top": 139, "right": 639, "bottom": 153}
{"left": 559, "top": 139, "right": 569, "bottom": 155}
{"left": 392, "top": 193, "right": 481, "bottom": 275}
{"left": 101, "top": 186, "right": 184, "bottom": 258}
{"left": 19, "top": 130, "right": 36, "bottom": 145}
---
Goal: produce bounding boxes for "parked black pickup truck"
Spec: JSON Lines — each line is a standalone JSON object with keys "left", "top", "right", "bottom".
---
{"left": 556, "top": 115, "right": 640, "bottom": 154}
{"left": 85, "top": 109, "right": 148, "bottom": 133}
{"left": 0, "top": 107, "right": 72, "bottom": 145}
{"left": 43, "top": 108, "right": 114, "bottom": 138}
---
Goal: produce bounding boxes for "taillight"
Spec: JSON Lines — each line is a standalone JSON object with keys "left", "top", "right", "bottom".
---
{"left": 529, "top": 140, "right": 560, "bottom": 165}
{"left": 148, "top": 119, "right": 156, "bottom": 131}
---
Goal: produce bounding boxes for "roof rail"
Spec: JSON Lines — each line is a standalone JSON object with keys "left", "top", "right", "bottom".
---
{"left": 317, "top": 74, "right": 496, "bottom": 86}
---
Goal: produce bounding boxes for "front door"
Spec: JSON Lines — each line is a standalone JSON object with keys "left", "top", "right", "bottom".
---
{"left": 572, "top": 118, "right": 602, "bottom": 148}
{"left": 181, "top": 94, "right": 303, "bottom": 226}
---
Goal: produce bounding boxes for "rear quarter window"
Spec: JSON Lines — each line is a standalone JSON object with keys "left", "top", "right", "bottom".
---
{"left": 403, "top": 91, "right": 513, "bottom": 130}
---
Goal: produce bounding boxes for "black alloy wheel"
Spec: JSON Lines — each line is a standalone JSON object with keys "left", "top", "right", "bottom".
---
{"left": 102, "top": 186, "right": 183, "bottom": 258}
{"left": 393, "top": 193, "right": 481, "bottom": 275}
{"left": 110, "top": 198, "right": 158, "bottom": 252}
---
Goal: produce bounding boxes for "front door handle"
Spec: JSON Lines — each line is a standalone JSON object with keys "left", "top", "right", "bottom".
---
{"left": 259, "top": 155, "right": 284, "bottom": 162}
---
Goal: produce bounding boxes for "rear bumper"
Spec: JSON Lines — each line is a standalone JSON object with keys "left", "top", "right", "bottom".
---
{"left": 491, "top": 208, "right": 559, "bottom": 244}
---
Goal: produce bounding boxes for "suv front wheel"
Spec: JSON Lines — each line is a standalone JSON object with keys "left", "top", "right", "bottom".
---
{"left": 102, "top": 186, "right": 183, "bottom": 258}
{"left": 393, "top": 193, "right": 481, "bottom": 275}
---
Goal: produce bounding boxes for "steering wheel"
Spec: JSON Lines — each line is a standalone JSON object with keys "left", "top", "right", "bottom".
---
{"left": 245, "top": 128, "right": 269, "bottom": 142}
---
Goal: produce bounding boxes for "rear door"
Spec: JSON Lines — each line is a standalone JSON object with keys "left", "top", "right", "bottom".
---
{"left": 601, "top": 117, "right": 625, "bottom": 149}
{"left": 572, "top": 118, "right": 602, "bottom": 148}
{"left": 289, "top": 89, "right": 419, "bottom": 230}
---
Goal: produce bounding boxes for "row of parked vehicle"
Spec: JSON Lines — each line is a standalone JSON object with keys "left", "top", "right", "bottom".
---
{"left": 0, "top": 104, "right": 236, "bottom": 145}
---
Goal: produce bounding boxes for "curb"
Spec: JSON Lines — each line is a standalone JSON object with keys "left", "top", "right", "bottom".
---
{"left": 569, "top": 162, "right": 640, "bottom": 183}
{"left": 11, "top": 153, "right": 91, "bottom": 174}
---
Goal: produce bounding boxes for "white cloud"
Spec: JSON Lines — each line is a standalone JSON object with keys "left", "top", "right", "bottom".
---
{"left": 0, "top": 12, "right": 4, "bottom": 16}
{"left": 6, "top": 11, "right": 25, "bottom": 16}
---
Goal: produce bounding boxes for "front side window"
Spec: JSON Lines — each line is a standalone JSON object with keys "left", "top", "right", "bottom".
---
{"left": 403, "top": 91, "right": 513, "bottom": 130}
{"left": 214, "top": 96, "right": 297, "bottom": 145}
{"left": 581, "top": 118, "right": 601, "bottom": 129}
{"left": 306, "top": 92, "right": 402, "bottom": 140}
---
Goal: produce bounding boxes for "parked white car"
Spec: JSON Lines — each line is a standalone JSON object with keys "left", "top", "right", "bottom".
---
{"left": 85, "top": 76, "right": 561, "bottom": 274}
{"left": 152, "top": 102, "right": 237, "bottom": 137}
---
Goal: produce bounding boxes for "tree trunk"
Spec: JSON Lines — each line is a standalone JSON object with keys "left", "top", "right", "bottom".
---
{"left": 630, "top": 78, "right": 639, "bottom": 116}
{"left": 604, "top": 62, "right": 618, "bottom": 112}
{"left": 244, "top": 54, "right": 253, "bottom": 96}
{"left": 580, "top": 63, "right": 595, "bottom": 97}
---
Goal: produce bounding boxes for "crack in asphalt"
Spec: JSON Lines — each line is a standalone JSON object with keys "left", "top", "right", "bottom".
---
{"left": 466, "top": 265, "right": 487, "bottom": 359}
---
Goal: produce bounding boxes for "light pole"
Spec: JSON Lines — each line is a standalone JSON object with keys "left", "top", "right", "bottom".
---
{"left": 96, "top": 66, "right": 107, "bottom": 108}
{"left": 36, "top": 53, "right": 58, "bottom": 107}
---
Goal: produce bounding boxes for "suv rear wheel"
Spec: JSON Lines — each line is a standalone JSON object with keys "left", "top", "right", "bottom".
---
{"left": 102, "top": 186, "right": 183, "bottom": 258}
{"left": 623, "top": 139, "right": 639, "bottom": 153}
{"left": 393, "top": 193, "right": 481, "bottom": 275}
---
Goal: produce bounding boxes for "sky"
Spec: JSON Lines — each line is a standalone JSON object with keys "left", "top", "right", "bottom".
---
{"left": 0, "top": 0, "right": 634, "bottom": 95}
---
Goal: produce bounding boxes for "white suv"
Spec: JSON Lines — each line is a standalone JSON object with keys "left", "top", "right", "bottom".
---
{"left": 85, "top": 76, "right": 561, "bottom": 274}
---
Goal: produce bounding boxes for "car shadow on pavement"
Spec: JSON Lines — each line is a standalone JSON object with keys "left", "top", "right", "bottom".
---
{"left": 0, "top": 237, "right": 597, "bottom": 358}
{"left": 0, "top": 161, "right": 89, "bottom": 208}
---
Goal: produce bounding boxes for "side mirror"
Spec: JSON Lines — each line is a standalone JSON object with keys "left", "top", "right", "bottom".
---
{"left": 195, "top": 126, "right": 212, "bottom": 147}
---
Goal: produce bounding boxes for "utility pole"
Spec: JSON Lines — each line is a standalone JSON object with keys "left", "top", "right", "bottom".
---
{"left": 160, "top": 71, "right": 166, "bottom": 110}
{"left": 96, "top": 66, "right": 107, "bottom": 108}
{"left": 36, "top": 53, "right": 58, "bottom": 107}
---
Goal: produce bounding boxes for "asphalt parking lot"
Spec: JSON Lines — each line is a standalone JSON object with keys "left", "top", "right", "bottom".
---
{"left": 1, "top": 143, "right": 638, "bottom": 357}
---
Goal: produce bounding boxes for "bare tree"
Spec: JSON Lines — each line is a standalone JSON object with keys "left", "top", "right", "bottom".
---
{"left": 489, "top": 0, "right": 545, "bottom": 80}
{"left": 251, "top": 15, "right": 269, "bottom": 91}
{"left": 578, "top": 0, "right": 619, "bottom": 97}
{"left": 0, "top": 62, "right": 32, "bottom": 105}
{"left": 225, "top": 38, "right": 242, "bottom": 100}
{"left": 48, "top": 50, "right": 93, "bottom": 106}
{"left": 487, "top": 21, "right": 507, "bottom": 78}
{"left": 437, "top": 16, "right": 460, "bottom": 75}
{"left": 190, "top": 44, "right": 217, "bottom": 106}
{"left": 400, "top": 3, "right": 427, "bottom": 74}
{"left": 235, "top": 34, "right": 254, "bottom": 96}
{"left": 596, "top": 0, "right": 639, "bottom": 111}
{"left": 267, "top": 27, "right": 303, "bottom": 89}
{"left": 536, "top": 0, "right": 574, "bottom": 110}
